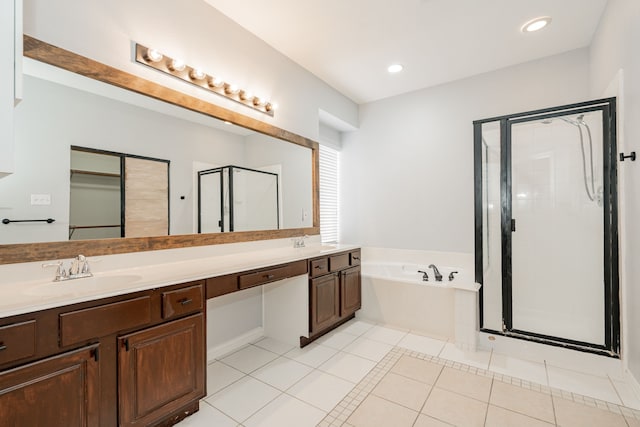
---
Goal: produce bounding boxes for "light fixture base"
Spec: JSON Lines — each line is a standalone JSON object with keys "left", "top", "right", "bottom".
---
{"left": 134, "top": 43, "right": 274, "bottom": 117}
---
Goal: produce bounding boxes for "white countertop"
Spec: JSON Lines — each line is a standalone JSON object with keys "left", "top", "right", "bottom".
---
{"left": 0, "top": 243, "right": 359, "bottom": 319}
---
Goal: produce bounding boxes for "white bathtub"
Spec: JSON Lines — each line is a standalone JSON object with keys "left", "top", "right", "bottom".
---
{"left": 360, "top": 260, "right": 481, "bottom": 349}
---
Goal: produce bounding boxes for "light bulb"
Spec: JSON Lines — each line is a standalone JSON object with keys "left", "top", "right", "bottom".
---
{"left": 169, "top": 58, "right": 186, "bottom": 72}
{"left": 208, "top": 77, "right": 225, "bottom": 88}
{"left": 190, "top": 68, "right": 206, "bottom": 80}
{"left": 239, "top": 90, "right": 253, "bottom": 101}
{"left": 225, "top": 84, "right": 239, "bottom": 95}
{"left": 144, "top": 48, "right": 163, "bottom": 63}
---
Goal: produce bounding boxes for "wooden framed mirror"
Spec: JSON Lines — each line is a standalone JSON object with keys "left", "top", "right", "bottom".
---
{"left": 0, "top": 36, "right": 319, "bottom": 265}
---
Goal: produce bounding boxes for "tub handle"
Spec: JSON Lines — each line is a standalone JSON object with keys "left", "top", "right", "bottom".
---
{"left": 449, "top": 271, "right": 459, "bottom": 281}
{"left": 417, "top": 270, "right": 429, "bottom": 281}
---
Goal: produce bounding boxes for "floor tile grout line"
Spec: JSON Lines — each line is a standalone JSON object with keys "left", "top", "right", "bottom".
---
{"left": 483, "top": 375, "right": 495, "bottom": 426}
{"left": 608, "top": 372, "right": 628, "bottom": 407}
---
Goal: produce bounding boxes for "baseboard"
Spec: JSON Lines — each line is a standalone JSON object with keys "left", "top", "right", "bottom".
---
{"left": 207, "top": 327, "right": 264, "bottom": 362}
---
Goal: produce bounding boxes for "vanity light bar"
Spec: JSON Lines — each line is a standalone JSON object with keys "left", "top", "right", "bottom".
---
{"left": 134, "top": 43, "right": 275, "bottom": 117}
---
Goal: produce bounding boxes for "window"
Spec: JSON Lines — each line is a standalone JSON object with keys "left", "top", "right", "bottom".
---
{"left": 319, "top": 145, "right": 339, "bottom": 243}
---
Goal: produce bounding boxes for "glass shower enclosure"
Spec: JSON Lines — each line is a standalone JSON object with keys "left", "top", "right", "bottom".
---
{"left": 198, "top": 165, "right": 280, "bottom": 233}
{"left": 474, "top": 98, "right": 619, "bottom": 355}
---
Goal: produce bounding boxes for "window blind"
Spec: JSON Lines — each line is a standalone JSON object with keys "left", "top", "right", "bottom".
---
{"left": 319, "top": 145, "right": 339, "bottom": 243}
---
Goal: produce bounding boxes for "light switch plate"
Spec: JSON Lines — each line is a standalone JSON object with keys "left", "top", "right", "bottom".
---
{"left": 31, "top": 194, "right": 51, "bottom": 205}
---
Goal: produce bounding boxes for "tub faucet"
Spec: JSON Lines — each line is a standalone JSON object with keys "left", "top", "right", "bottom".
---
{"left": 417, "top": 270, "right": 429, "bottom": 281}
{"left": 428, "top": 264, "right": 443, "bottom": 282}
{"left": 448, "top": 271, "right": 459, "bottom": 281}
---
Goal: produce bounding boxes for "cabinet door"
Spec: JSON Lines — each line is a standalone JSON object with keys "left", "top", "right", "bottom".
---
{"left": 341, "top": 267, "right": 361, "bottom": 317}
{"left": 310, "top": 273, "right": 340, "bottom": 333}
{"left": 0, "top": 344, "right": 100, "bottom": 427}
{"left": 118, "top": 313, "right": 205, "bottom": 427}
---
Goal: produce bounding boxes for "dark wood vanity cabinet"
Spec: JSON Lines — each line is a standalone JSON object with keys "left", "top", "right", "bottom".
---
{"left": 310, "top": 273, "right": 341, "bottom": 332}
{"left": 118, "top": 314, "right": 205, "bottom": 427}
{"left": 309, "top": 249, "right": 362, "bottom": 336}
{"left": 0, "top": 281, "right": 206, "bottom": 427}
{"left": 340, "top": 266, "right": 362, "bottom": 317}
{"left": 0, "top": 344, "right": 100, "bottom": 427}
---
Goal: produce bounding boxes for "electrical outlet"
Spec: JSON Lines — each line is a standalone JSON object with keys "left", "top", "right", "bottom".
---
{"left": 31, "top": 194, "right": 51, "bottom": 205}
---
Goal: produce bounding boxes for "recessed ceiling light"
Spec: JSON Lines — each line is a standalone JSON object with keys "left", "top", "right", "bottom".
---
{"left": 521, "top": 16, "right": 552, "bottom": 33}
{"left": 387, "top": 64, "right": 404, "bottom": 74}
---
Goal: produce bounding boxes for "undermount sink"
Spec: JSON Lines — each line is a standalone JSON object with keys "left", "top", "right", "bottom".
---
{"left": 24, "top": 274, "right": 143, "bottom": 297}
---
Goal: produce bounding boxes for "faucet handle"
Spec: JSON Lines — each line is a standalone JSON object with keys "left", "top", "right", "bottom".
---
{"left": 42, "top": 261, "right": 66, "bottom": 281}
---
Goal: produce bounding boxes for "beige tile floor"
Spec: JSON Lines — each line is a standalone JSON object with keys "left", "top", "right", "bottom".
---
{"left": 178, "top": 319, "right": 640, "bottom": 427}
{"left": 324, "top": 349, "right": 640, "bottom": 426}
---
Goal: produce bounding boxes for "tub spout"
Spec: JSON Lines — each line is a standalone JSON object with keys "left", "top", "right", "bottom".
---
{"left": 428, "top": 264, "right": 443, "bottom": 282}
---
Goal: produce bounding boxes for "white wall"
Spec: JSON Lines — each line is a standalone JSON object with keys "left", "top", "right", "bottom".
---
{"left": 23, "top": 0, "right": 358, "bottom": 141}
{"left": 589, "top": 0, "right": 640, "bottom": 379}
{"left": 339, "top": 49, "right": 590, "bottom": 252}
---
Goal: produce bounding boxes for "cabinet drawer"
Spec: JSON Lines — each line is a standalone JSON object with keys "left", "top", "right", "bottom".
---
{"left": 0, "top": 320, "right": 36, "bottom": 365}
{"left": 60, "top": 296, "right": 152, "bottom": 347}
{"left": 329, "top": 253, "right": 350, "bottom": 272}
{"left": 309, "top": 258, "right": 329, "bottom": 278}
{"left": 206, "top": 274, "right": 238, "bottom": 299}
{"left": 162, "top": 284, "right": 204, "bottom": 319}
{"left": 350, "top": 250, "right": 361, "bottom": 266}
{"left": 239, "top": 260, "right": 307, "bottom": 289}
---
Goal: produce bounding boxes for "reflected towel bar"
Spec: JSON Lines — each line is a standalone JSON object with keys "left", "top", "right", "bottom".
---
{"left": 2, "top": 218, "right": 55, "bottom": 224}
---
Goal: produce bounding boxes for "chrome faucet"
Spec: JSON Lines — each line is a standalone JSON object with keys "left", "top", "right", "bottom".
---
{"left": 43, "top": 254, "right": 94, "bottom": 282}
{"left": 292, "top": 235, "right": 308, "bottom": 248}
{"left": 428, "top": 264, "right": 443, "bottom": 282}
{"left": 417, "top": 270, "right": 429, "bottom": 281}
{"left": 448, "top": 271, "right": 459, "bottom": 281}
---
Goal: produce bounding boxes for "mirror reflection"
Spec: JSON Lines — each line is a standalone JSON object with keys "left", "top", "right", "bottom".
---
{"left": 69, "top": 147, "right": 171, "bottom": 240}
{"left": 0, "top": 69, "right": 312, "bottom": 245}
{"left": 198, "top": 165, "right": 279, "bottom": 233}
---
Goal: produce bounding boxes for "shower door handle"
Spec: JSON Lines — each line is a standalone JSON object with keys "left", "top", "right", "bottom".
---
{"left": 511, "top": 219, "right": 516, "bottom": 232}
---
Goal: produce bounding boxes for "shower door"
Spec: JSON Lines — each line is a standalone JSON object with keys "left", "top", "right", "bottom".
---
{"left": 475, "top": 98, "right": 619, "bottom": 354}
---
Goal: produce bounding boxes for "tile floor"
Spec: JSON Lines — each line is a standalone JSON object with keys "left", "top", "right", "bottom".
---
{"left": 178, "top": 319, "right": 640, "bottom": 427}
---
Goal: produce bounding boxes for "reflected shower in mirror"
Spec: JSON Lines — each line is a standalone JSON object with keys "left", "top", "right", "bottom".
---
{"left": 198, "top": 166, "right": 279, "bottom": 233}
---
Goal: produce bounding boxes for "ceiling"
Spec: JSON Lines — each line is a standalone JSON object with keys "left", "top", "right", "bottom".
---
{"left": 203, "top": 0, "right": 608, "bottom": 104}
